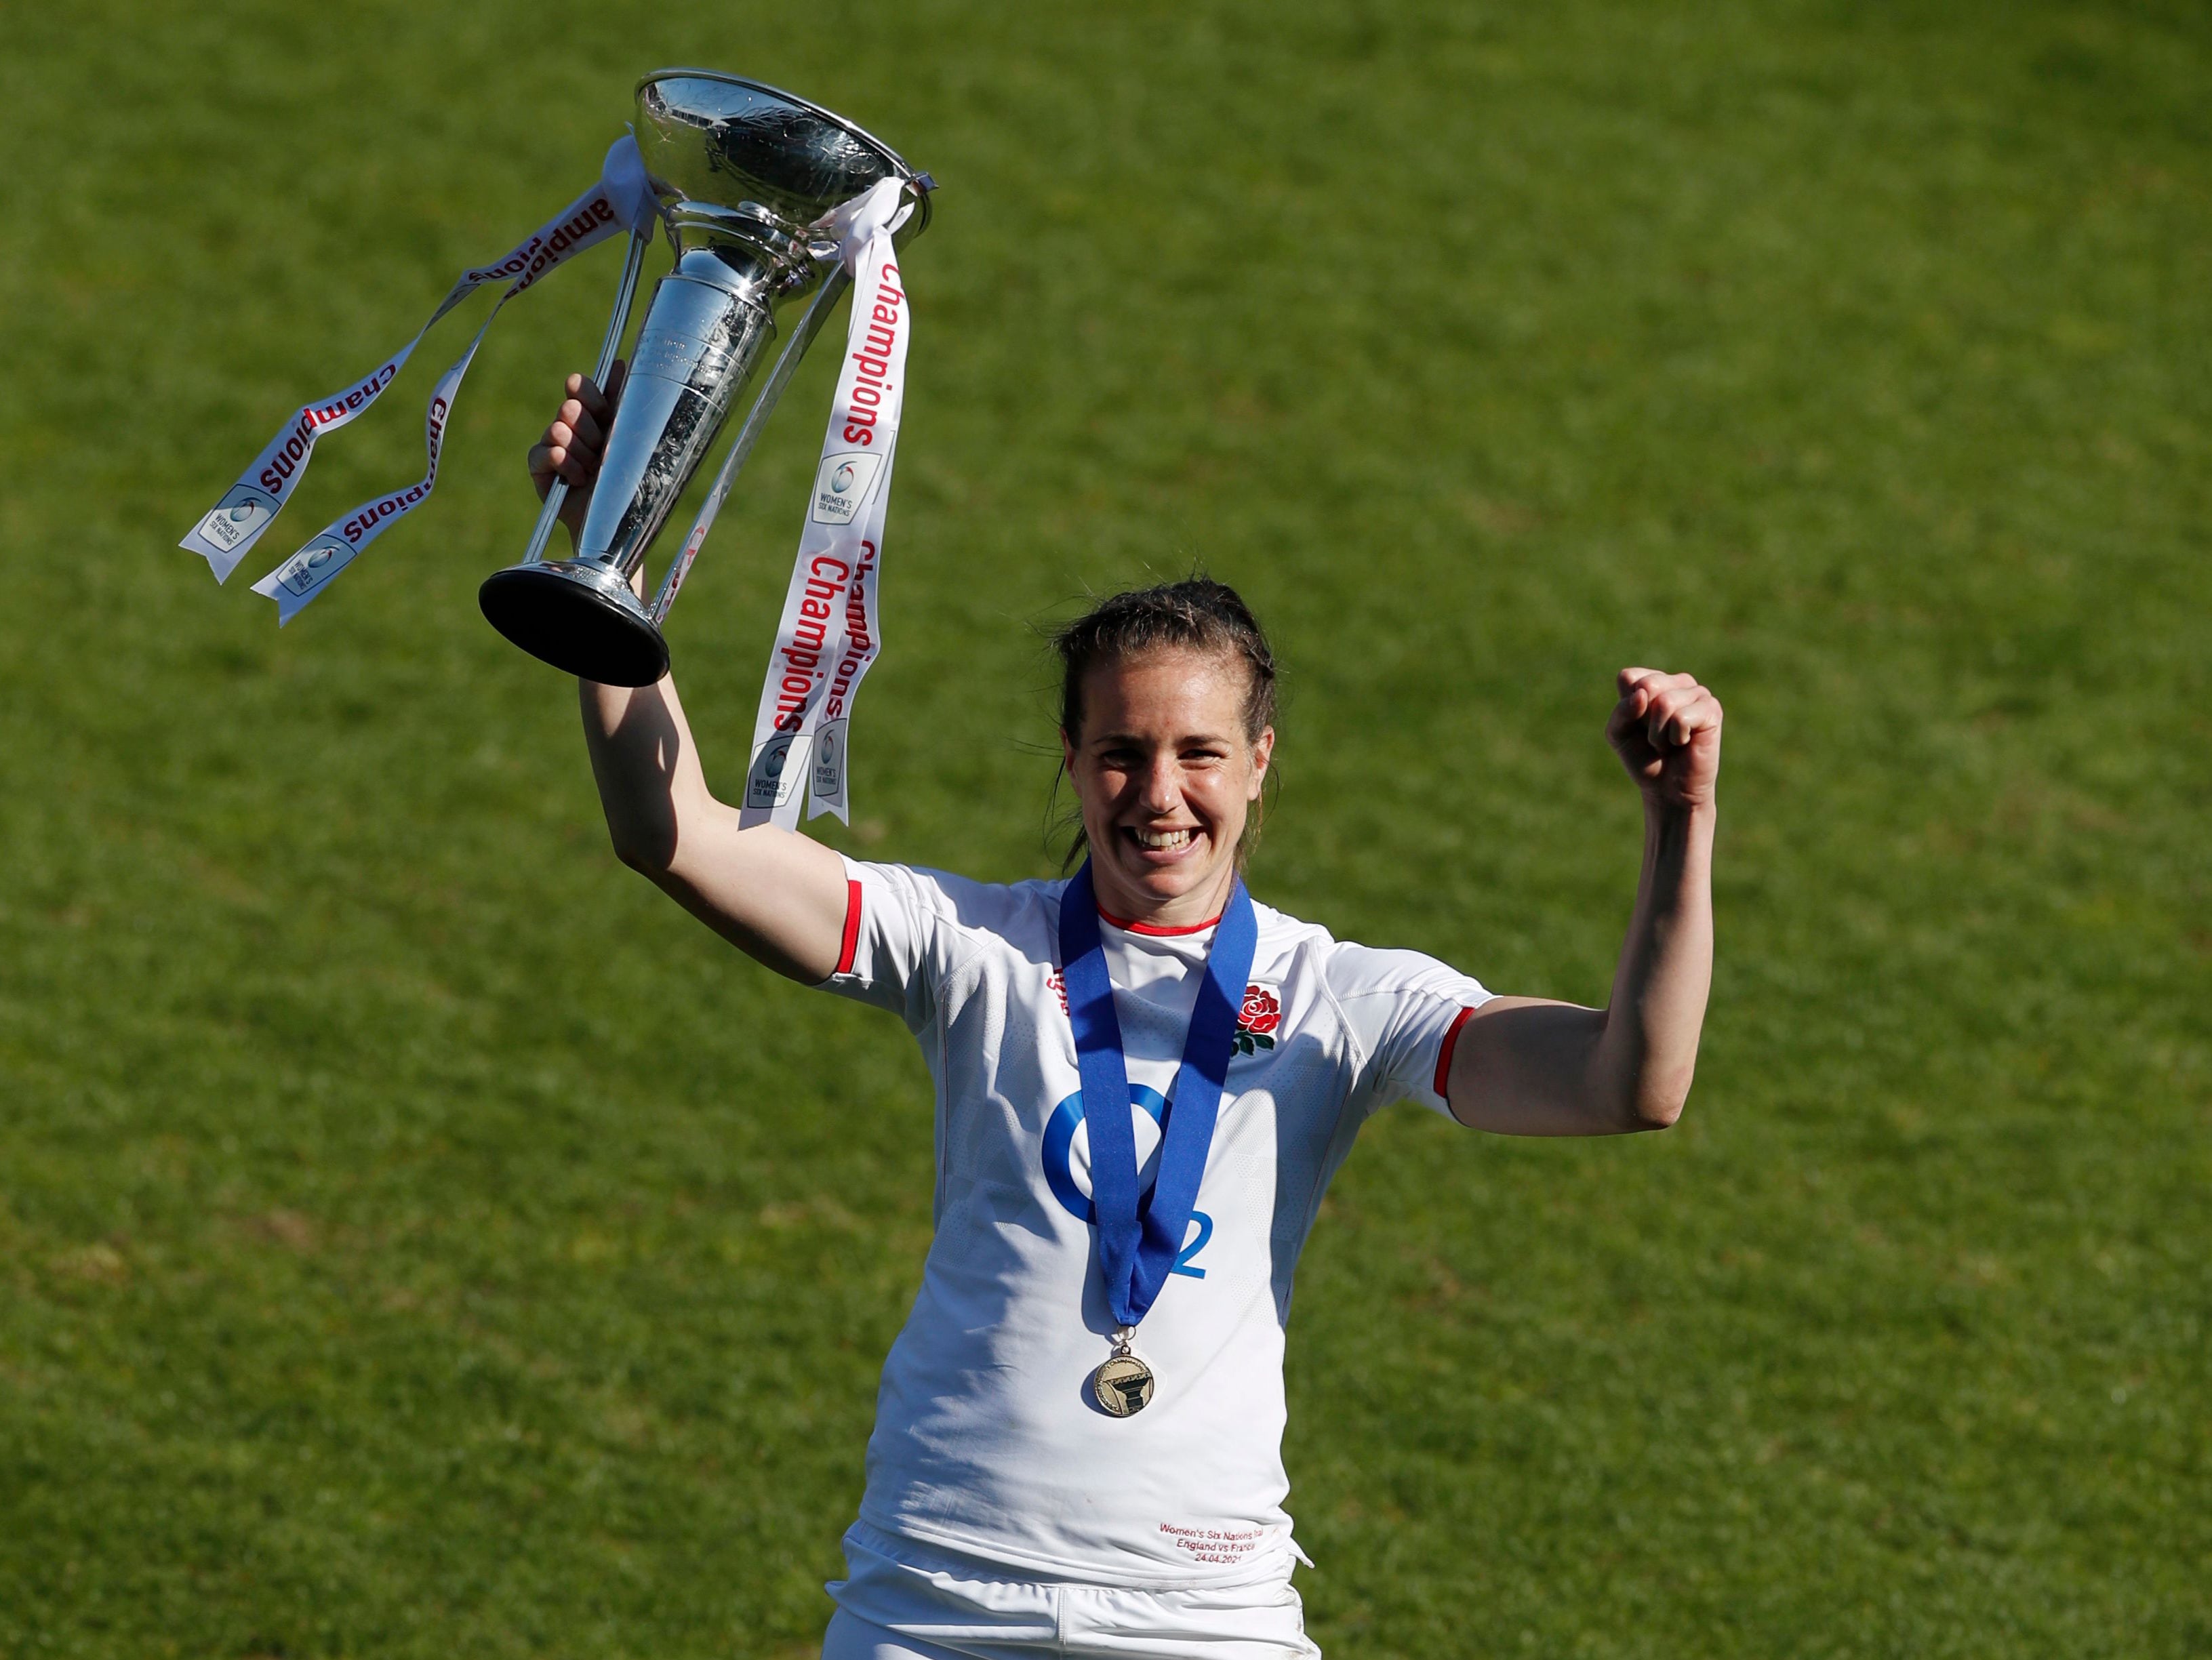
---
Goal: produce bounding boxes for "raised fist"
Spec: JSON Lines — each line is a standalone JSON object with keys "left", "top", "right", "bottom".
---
{"left": 1606, "top": 668, "right": 1722, "bottom": 812}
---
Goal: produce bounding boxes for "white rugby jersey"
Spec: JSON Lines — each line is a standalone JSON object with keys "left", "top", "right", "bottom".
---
{"left": 820, "top": 859, "right": 1491, "bottom": 1584}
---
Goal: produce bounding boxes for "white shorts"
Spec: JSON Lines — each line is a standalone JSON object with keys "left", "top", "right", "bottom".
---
{"left": 823, "top": 1522, "right": 1322, "bottom": 1660}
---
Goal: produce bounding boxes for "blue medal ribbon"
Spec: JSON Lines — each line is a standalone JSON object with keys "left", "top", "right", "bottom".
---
{"left": 1058, "top": 859, "right": 1258, "bottom": 1331}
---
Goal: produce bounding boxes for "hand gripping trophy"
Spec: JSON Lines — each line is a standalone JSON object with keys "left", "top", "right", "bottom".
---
{"left": 184, "top": 70, "right": 933, "bottom": 822}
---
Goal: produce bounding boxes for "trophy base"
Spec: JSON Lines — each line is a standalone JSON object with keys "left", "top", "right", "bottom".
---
{"left": 479, "top": 560, "right": 672, "bottom": 687}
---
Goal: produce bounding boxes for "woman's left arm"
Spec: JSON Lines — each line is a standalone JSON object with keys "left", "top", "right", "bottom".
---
{"left": 1445, "top": 668, "right": 1721, "bottom": 1135}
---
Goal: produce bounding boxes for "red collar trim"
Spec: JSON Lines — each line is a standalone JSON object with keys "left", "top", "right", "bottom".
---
{"left": 1097, "top": 904, "right": 1222, "bottom": 937}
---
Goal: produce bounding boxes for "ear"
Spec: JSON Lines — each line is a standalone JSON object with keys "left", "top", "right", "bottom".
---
{"left": 1061, "top": 727, "right": 1079, "bottom": 775}
{"left": 1246, "top": 726, "right": 1274, "bottom": 798}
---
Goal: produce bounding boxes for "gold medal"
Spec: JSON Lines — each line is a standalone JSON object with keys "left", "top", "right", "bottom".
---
{"left": 1092, "top": 1333, "right": 1156, "bottom": 1417}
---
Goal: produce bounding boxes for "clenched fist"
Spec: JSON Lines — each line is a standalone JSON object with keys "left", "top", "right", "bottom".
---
{"left": 1607, "top": 668, "right": 1722, "bottom": 813}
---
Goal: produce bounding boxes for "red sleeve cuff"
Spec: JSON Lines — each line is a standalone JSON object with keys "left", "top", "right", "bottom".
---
{"left": 835, "top": 878, "right": 862, "bottom": 976}
{"left": 1433, "top": 1003, "right": 1478, "bottom": 1101}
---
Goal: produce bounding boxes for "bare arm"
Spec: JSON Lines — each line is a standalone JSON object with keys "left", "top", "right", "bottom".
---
{"left": 1446, "top": 668, "right": 1721, "bottom": 1135}
{"left": 578, "top": 676, "right": 849, "bottom": 980}
{"left": 536, "top": 369, "right": 849, "bottom": 983}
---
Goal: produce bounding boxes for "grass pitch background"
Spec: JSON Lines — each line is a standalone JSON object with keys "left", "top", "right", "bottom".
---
{"left": 3, "top": 0, "right": 2209, "bottom": 1653}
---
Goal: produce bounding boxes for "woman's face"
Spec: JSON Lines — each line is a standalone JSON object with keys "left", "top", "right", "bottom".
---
{"left": 1062, "top": 647, "right": 1274, "bottom": 925}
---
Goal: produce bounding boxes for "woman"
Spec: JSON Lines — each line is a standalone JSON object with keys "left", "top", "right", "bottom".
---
{"left": 534, "top": 370, "right": 1721, "bottom": 1659}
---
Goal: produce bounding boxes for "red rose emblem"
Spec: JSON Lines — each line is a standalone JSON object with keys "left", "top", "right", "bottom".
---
{"left": 1239, "top": 986, "right": 1281, "bottom": 1035}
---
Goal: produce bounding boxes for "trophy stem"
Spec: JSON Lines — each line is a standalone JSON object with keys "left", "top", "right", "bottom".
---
{"left": 519, "top": 224, "right": 656, "bottom": 568}
{"left": 647, "top": 264, "right": 853, "bottom": 626}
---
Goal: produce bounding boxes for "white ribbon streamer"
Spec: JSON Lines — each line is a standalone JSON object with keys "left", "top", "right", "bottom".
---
{"left": 740, "top": 178, "right": 914, "bottom": 828}
{"left": 183, "top": 137, "right": 656, "bottom": 610}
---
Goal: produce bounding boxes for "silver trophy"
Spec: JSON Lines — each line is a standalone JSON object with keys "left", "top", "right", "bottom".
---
{"left": 479, "top": 70, "right": 931, "bottom": 685}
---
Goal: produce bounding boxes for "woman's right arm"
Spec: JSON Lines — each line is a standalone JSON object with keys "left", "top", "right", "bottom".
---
{"left": 538, "top": 370, "right": 851, "bottom": 983}
{"left": 579, "top": 675, "right": 850, "bottom": 981}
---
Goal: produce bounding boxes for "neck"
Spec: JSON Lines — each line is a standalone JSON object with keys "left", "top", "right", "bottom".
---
{"left": 1088, "top": 858, "right": 1239, "bottom": 932}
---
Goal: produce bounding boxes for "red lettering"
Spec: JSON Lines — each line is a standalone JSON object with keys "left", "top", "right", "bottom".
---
{"left": 843, "top": 426, "right": 874, "bottom": 446}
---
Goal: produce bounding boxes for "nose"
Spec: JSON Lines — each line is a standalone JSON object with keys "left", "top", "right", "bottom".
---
{"left": 1138, "top": 752, "right": 1182, "bottom": 815}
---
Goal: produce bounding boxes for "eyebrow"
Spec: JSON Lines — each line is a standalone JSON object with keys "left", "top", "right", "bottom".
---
{"left": 1088, "top": 729, "right": 1236, "bottom": 748}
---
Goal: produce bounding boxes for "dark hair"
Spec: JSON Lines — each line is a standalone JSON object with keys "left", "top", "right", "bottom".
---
{"left": 1055, "top": 578, "right": 1277, "bottom": 743}
{"left": 1049, "top": 578, "right": 1279, "bottom": 866}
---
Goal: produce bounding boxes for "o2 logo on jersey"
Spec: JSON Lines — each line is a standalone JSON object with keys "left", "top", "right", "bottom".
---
{"left": 1042, "top": 1085, "right": 1213, "bottom": 1278}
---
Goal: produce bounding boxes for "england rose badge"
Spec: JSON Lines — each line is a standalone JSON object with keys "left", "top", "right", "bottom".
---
{"left": 1233, "top": 985, "right": 1281, "bottom": 1055}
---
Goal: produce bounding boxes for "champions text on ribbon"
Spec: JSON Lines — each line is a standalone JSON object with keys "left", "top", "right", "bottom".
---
{"left": 738, "top": 176, "right": 914, "bottom": 830}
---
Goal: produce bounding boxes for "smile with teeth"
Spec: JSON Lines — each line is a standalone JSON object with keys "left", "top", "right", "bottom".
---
{"left": 1129, "top": 826, "right": 1198, "bottom": 851}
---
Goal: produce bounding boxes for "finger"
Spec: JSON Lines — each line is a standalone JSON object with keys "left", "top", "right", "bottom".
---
{"left": 1648, "top": 687, "right": 1718, "bottom": 747}
{"left": 536, "top": 429, "right": 594, "bottom": 489}
{"left": 557, "top": 401, "right": 606, "bottom": 457}
{"left": 1642, "top": 682, "right": 1706, "bottom": 747}
{"left": 549, "top": 419, "right": 603, "bottom": 487}
{"left": 567, "top": 359, "right": 627, "bottom": 426}
{"left": 529, "top": 449, "right": 595, "bottom": 495}
{"left": 1674, "top": 692, "right": 1723, "bottom": 744}
{"left": 1651, "top": 693, "right": 1703, "bottom": 748}
{"left": 1621, "top": 666, "right": 1702, "bottom": 690}
{"left": 527, "top": 440, "right": 558, "bottom": 500}
{"left": 564, "top": 371, "right": 607, "bottom": 425}
{"left": 1615, "top": 668, "right": 1676, "bottom": 727}
{"left": 1605, "top": 687, "right": 1651, "bottom": 744}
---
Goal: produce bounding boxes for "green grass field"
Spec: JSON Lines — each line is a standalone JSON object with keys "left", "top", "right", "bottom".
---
{"left": 4, "top": 1, "right": 2209, "bottom": 1653}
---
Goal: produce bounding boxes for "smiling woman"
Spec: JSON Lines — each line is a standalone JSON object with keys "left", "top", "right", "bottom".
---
{"left": 1051, "top": 581, "right": 1278, "bottom": 919}
{"left": 534, "top": 371, "right": 1721, "bottom": 1659}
